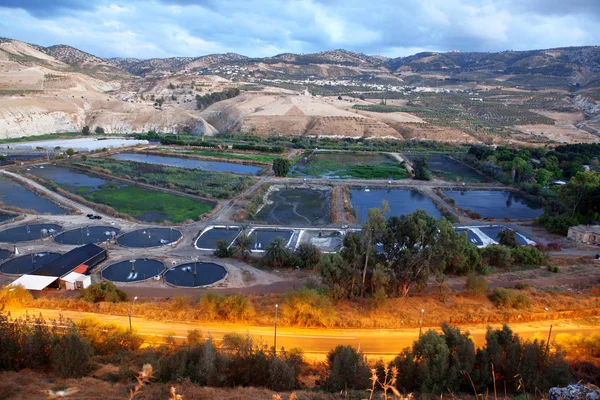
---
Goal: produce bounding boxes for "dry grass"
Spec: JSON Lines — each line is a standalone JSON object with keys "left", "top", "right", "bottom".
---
{"left": 11, "top": 281, "right": 600, "bottom": 330}
{"left": 0, "top": 369, "right": 338, "bottom": 400}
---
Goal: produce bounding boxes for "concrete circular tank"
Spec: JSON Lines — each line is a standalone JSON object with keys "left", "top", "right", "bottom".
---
{"left": 101, "top": 259, "right": 165, "bottom": 282}
{"left": 164, "top": 262, "right": 227, "bottom": 287}
{"left": 0, "top": 252, "right": 62, "bottom": 274}
{"left": 0, "top": 224, "right": 62, "bottom": 243}
{"left": 55, "top": 226, "right": 121, "bottom": 245}
{"left": 0, "top": 249, "right": 12, "bottom": 261}
{"left": 116, "top": 228, "right": 182, "bottom": 248}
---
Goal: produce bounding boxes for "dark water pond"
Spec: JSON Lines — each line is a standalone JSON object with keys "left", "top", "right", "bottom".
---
{"left": 27, "top": 165, "right": 116, "bottom": 193}
{"left": 117, "top": 228, "right": 182, "bottom": 248}
{"left": 350, "top": 188, "right": 441, "bottom": 224}
{"left": 164, "top": 262, "right": 227, "bottom": 287}
{"left": 404, "top": 154, "right": 485, "bottom": 182}
{"left": 55, "top": 226, "right": 121, "bottom": 245}
{"left": 254, "top": 187, "right": 331, "bottom": 225}
{"left": 443, "top": 190, "right": 543, "bottom": 220}
{"left": 478, "top": 226, "right": 531, "bottom": 245}
{"left": 0, "top": 176, "right": 66, "bottom": 214}
{"left": 0, "top": 252, "right": 61, "bottom": 274}
{"left": 250, "top": 229, "right": 293, "bottom": 250}
{"left": 0, "top": 215, "right": 15, "bottom": 224}
{"left": 0, "top": 223, "right": 62, "bottom": 243}
{"left": 0, "top": 249, "right": 12, "bottom": 260}
{"left": 113, "top": 153, "right": 263, "bottom": 175}
{"left": 455, "top": 228, "right": 484, "bottom": 246}
{"left": 195, "top": 227, "right": 241, "bottom": 250}
{"left": 101, "top": 259, "right": 165, "bottom": 282}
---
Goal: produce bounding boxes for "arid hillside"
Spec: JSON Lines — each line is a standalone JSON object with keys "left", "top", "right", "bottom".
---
{"left": 1, "top": 37, "right": 600, "bottom": 145}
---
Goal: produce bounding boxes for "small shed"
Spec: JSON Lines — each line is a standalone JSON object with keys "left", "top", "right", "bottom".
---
{"left": 60, "top": 272, "right": 92, "bottom": 290}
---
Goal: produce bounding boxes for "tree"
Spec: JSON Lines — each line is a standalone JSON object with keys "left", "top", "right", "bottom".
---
{"left": 214, "top": 240, "right": 233, "bottom": 258}
{"left": 318, "top": 253, "right": 355, "bottom": 300}
{"left": 231, "top": 229, "right": 252, "bottom": 261}
{"left": 360, "top": 204, "right": 387, "bottom": 297}
{"left": 382, "top": 210, "right": 440, "bottom": 296}
{"left": 413, "top": 156, "right": 431, "bottom": 181}
{"left": 81, "top": 125, "right": 90, "bottom": 135}
{"left": 65, "top": 148, "right": 75, "bottom": 156}
{"left": 264, "top": 237, "right": 290, "bottom": 268}
{"left": 323, "top": 345, "right": 370, "bottom": 391}
{"left": 94, "top": 126, "right": 105, "bottom": 134}
{"left": 272, "top": 158, "right": 291, "bottom": 177}
{"left": 498, "top": 229, "right": 518, "bottom": 247}
{"left": 339, "top": 232, "right": 363, "bottom": 298}
{"left": 294, "top": 243, "right": 321, "bottom": 268}
{"left": 559, "top": 171, "right": 600, "bottom": 221}
{"left": 536, "top": 169, "right": 552, "bottom": 186}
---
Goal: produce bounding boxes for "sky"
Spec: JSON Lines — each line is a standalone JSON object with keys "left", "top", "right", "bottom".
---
{"left": 0, "top": 0, "right": 599, "bottom": 59}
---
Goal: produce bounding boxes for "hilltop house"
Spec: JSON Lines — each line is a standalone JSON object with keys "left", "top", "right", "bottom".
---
{"left": 568, "top": 225, "right": 600, "bottom": 245}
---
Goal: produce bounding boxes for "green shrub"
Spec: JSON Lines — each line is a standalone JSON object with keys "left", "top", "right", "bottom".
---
{"left": 282, "top": 288, "right": 337, "bottom": 327}
{"left": 79, "top": 281, "right": 127, "bottom": 303}
{"left": 214, "top": 240, "right": 232, "bottom": 258}
{"left": 51, "top": 329, "right": 93, "bottom": 378}
{"left": 489, "top": 288, "right": 531, "bottom": 309}
{"left": 465, "top": 274, "right": 488, "bottom": 296}
{"left": 548, "top": 265, "right": 560, "bottom": 273}
{"left": 511, "top": 246, "right": 544, "bottom": 266}
{"left": 480, "top": 245, "right": 512, "bottom": 268}
{"left": 294, "top": 243, "right": 322, "bottom": 269}
{"left": 323, "top": 345, "right": 370, "bottom": 391}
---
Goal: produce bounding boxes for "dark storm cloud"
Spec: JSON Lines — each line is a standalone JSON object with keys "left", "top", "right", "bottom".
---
{"left": 0, "top": 0, "right": 97, "bottom": 17}
{"left": 0, "top": 0, "right": 598, "bottom": 58}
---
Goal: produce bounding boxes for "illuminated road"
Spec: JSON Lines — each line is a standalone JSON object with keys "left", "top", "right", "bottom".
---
{"left": 7, "top": 308, "right": 598, "bottom": 359}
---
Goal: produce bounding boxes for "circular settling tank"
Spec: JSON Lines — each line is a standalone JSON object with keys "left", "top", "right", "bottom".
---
{"left": 0, "top": 224, "right": 62, "bottom": 243}
{"left": 55, "top": 226, "right": 121, "bottom": 245}
{"left": 164, "top": 262, "right": 227, "bottom": 287}
{"left": 101, "top": 259, "right": 165, "bottom": 282}
{"left": 0, "top": 249, "right": 12, "bottom": 261}
{"left": 0, "top": 252, "right": 61, "bottom": 274}
{"left": 116, "top": 227, "right": 182, "bottom": 248}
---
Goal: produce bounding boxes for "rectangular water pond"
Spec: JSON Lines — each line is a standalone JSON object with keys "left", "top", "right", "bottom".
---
{"left": 298, "top": 230, "right": 343, "bottom": 252}
{"left": 196, "top": 227, "right": 241, "bottom": 250}
{"left": 253, "top": 187, "right": 332, "bottom": 225}
{"left": 291, "top": 152, "right": 409, "bottom": 179}
{"left": 112, "top": 153, "right": 264, "bottom": 175}
{"left": 442, "top": 190, "right": 543, "bottom": 220}
{"left": 0, "top": 176, "right": 66, "bottom": 215}
{"left": 26, "top": 165, "right": 213, "bottom": 223}
{"left": 249, "top": 229, "right": 294, "bottom": 251}
{"left": 350, "top": 188, "right": 441, "bottom": 224}
{"left": 404, "top": 154, "right": 486, "bottom": 182}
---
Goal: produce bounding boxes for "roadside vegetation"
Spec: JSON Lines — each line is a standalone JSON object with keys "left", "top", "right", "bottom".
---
{"left": 0, "top": 306, "right": 594, "bottom": 398}
{"left": 67, "top": 158, "right": 254, "bottom": 199}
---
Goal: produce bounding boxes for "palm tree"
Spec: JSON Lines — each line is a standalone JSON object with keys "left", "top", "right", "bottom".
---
{"left": 264, "top": 237, "right": 290, "bottom": 268}
{"left": 231, "top": 228, "right": 252, "bottom": 261}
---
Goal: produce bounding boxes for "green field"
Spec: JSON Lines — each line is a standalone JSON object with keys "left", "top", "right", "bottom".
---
{"left": 292, "top": 152, "right": 410, "bottom": 179}
{"left": 85, "top": 185, "right": 212, "bottom": 223}
{"left": 68, "top": 158, "right": 254, "bottom": 199}
{"left": 153, "top": 148, "right": 278, "bottom": 164}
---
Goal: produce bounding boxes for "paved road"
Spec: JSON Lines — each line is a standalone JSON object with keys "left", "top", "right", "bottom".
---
{"left": 7, "top": 307, "right": 597, "bottom": 358}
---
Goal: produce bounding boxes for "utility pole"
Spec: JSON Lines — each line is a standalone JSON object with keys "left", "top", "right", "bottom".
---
{"left": 274, "top": 304, "right": 278, "bottom": 353}
{"left": 128, "top": 296, "right": 138, "bottom": 332}
{"left": 419, "top": 309, "right": 425, "bottom": 337}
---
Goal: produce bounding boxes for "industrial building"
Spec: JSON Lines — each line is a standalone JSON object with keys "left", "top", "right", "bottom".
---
{"left": 9, "top": 243, "right": 107, "bottom": 291}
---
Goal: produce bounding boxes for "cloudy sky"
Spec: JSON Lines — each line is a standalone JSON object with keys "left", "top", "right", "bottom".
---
{"left": 0, "top": 0, "right": 599, "bottom": 59}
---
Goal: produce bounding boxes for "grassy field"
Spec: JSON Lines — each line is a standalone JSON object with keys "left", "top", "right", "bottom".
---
{"left": 69, "top": 158, "right": 255, "bottom": 199}
{"left": 86, "top": 185, "right": 212, "bottom": 223}
{"left": 152, "top": 147, "right": 278, "bottom": 164}
{"left": 293, "top": 152, "right": 410, "bottom": 179}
